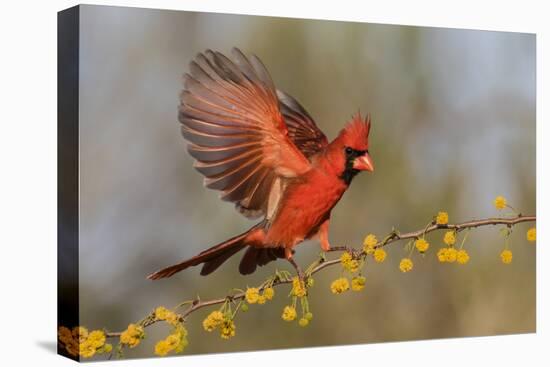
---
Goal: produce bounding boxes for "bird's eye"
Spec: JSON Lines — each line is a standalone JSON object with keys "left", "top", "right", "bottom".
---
{"left": 345, "top": 147, "right": 353, "bottom": 155}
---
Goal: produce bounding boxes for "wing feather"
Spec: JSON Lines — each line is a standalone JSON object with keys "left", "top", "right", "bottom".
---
{"left": 179, "top": 48, "right": 326, "bottom": 219}
{"left": 277, "top": 90, "right": 328, "bottom": 157}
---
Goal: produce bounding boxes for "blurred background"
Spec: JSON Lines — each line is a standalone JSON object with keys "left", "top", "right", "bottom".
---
{"left": 75, "top": 4, "right": 535, "bottom": 359}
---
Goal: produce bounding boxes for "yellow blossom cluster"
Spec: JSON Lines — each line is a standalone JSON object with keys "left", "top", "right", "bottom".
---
{"left": 500, "top": 249, "right": 513, "bottom": 264}
{"left": 456, "top": 249, "right": 470, "bottom": 264}
{"left": 415, "top": 238, "right": 430, "bottom": 253}
{"left": 363, "top": 234, "right": 377, "bottom": 254}
{"left": 245, "top": 287, "right": 260, "bottom": 304}
{"left": 155, "top": 306, "right": 180, "bottom": 326}
{"left": 246, "top": 286, "right": 276, "bottom": 304}
{"left": 58, "top": 326, "right": 112, "bottom": 359}
{"left": 202, "top": 310, "right": 225, "bottom": 332}
{"left": 264, "top": 287, "right": 275, "bottom": 300}
{"left": 351, "top": 276, "right": 366, "bottom": 291}
{"left": 330, "top": 277, "right": 350, "bottom": 294}
{"left": 494, "top": 195, "right": 507, "bottom": 210}
{"left": 202, "top": 310, "right": 236, "bottom": 339}
{"left": 443, "top": 231, "right": 456, "bottom": 246}
{"left": 437, "top": 247, "right": 456, "bottom": 263}
{"left": 281, "top": 305, "right": 297, "bottom": 321}
{"left": 373, "top": 248, "right": 387, "bottom": 263}
{"left": 58, "top": 326, "right": 79, "bottom": 357}
{"left": 220, "top": 319, "right": 236, "bottom": 339}
{"left": 291, "top": 277, "right": 307, "bottom": 297}
{"left": 120, "top": 323, "right": 144, "bottom": 348}
{"left": 436, "top": 211, "right": 449, "bottom": 225}
{"left": 399, "top": 258, "right": 413, "bottom": 272}
{"left": 340, "top": 252, "right": 360, "bottom": 273}
{"left": 363, "top": 234, "right": 387, "bottom": 262}
{"left": 154, "top": 325, "right": 188, "bottom": 356}
{"left": 436, "top": 228, "right": 470, "bottom": 264}
{"left": 281, "top": 305, "right": 312, "bottom": 326}
{"left": 527, "top": 227, "right": 536, "bottom": 242}
{"left": 437, "top": 246, "right": 469, "bottom": 265}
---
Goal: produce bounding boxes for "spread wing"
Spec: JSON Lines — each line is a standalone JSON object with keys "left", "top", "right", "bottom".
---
{"left": 277, "top": 90, "right": 328, "bottom": 157}
{"left": 179, "top": 48, "right": 327, "bottom": 218}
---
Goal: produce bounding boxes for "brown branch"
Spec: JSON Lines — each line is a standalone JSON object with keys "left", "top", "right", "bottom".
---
{"left": 105, "top": 214, "right": 535, "bottom": 338}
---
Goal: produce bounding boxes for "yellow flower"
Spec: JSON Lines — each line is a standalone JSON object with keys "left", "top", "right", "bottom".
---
{"left": 161, "top": 325, "right": 188, "bottom": 353}
{"left": 87, "top": 330, "right": 106, "bottom": 348}
{"left": 72, "top": 326, "right": 88, "bottom": 342}
{"left": 282, "top": 306, "right": 297, "bottom": 321}
{"left": 292, "top": 276, "right": 307, "bottom": 297}
{"left": 154, "top": 340, "right": 171, "bottom": 356}
{"left": 175, "top": 323, "right": 188, "bottom": 338}
{"left": 341, "top": 251, "right": 352, "bottom": 264}
{"left": 399, "top": 258, "right": 413, "bottom": 272}
{"left": 154, "top": 306, "right": 179, "bottom": 325}
{"left": 351, "top": 276, "right": 366, "bottom": 291}
{"left": 330, "top": 277, "right": 350, "bottom": 294}
{"left": 444, "top": 247, "right": 457, "bottom": 263}
{"left": 436, "top": 211, "right": 449, "bottom": 225}
{"left": 257, "top": 295, "right": 266, "bottom": 304}
{"left": 175, "top": 339, "right": 189, "bottom": 354}
{"left": 415, "top": 238, "right": 430, "bottom": 253}
{"left": 494, "top": 196, "right": 507, "bottom": 210}
{"left": 363, "top": 234, "right": 378, "bottom": 254}
{"left": 165, "top": 333, "right": 181, "bottom": 348}
{"left": 437, "top": 248, "right": 447, "bottom": 262}
{"left": 202, "top": 310, "right": 224, "bottom": 332}
{"left": 220, "top": 319, "right": 236, "bottom": 339}
{"left": 58, "top": 326, "right": 73, "bottom": 345}
{"left": 500, "top": 249, "right": 513, "bottom": 264}
{"left": 349, "top": 260, "right": 360, "bottom": 272}
{"left": 119, "top": 332, "right": 132, "bottom": 346}
{"left": 456, "top": 249, "right": 470, "bottom": 264}
{"left": 174, "top": 330, "right": 189, "bottom": 353}
{"left": 120, "top": 324, "right": 144, "bottom": 348}
{"left": 443, "top": 231, "right": 456, "bottom": 246}
{"left": 527, "top": 227, "right": 536, "bottom": 242}
{"left": 298, "top": 318, "right": 309, "bottom": 327}
{"left": 263, "top": 287, "right": 275, "bottom": 300}
{"left": 166, "top": 313, "right": 179, "bottom": 326}
{"left": 304, "top": 312, "right": 313, "bottom": 321}
{"left": 340, "top": 252, "right": 360, "bottom": 272}
{"left": 245, "top": 287, "right": 260, "bottom": 304}
{"left": 155, "top": 306, "right": 169, "bottom": 320}
{"left": 79, "top": 341, "right": 96, "bottom": 358}
{"left": 373, "top": 248, "right": 387, "bottom": 263}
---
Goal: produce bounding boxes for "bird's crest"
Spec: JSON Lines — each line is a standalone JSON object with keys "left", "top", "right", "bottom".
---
{"left": 338, "top": 111, "right": 371, "bottom": 151}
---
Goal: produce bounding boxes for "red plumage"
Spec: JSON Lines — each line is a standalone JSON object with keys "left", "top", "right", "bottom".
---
{"left": 148, "top": 48, "right": 374, "bottom": 280}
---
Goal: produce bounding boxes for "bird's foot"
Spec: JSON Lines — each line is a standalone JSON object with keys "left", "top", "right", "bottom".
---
{"left": 287, "top": 256, "right": 305, "bottom": 283}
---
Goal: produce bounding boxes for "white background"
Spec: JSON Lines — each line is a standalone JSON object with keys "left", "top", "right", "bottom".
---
{"left": 0, "top": 0, "right": 547, "bottom": 366}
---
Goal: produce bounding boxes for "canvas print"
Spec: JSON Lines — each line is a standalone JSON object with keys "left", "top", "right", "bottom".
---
{"left": 57, "top": 4, "right": 536, "bottom": 361}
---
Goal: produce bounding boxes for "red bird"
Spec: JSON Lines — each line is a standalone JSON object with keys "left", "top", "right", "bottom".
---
{"left": 148, "top": 48, "right": 374, "bottom": 280}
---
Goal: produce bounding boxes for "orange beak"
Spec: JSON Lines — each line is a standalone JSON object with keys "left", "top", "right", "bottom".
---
{"left": 353, "top": 153, "right": 374, "bottom": 172}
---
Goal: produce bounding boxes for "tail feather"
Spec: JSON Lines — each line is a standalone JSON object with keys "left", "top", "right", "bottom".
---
{"left": 200, "top": 244, "right": 246, "bottom": 275}
{"left": 238, "top": 247, "right": 286, "bottom": 275}
{"left": 147, "top": 230, "right": 250, "bottom": 280}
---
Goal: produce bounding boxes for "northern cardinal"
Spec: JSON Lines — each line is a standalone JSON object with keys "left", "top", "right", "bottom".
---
{"left": 148, "top": 48, "right": 374, "bottom": 280}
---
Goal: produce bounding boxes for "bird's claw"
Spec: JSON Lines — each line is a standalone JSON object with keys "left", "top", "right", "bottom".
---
{"left": 287, "top": 257, "right": 305, "bottom": 283}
